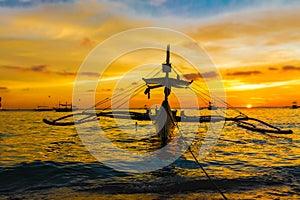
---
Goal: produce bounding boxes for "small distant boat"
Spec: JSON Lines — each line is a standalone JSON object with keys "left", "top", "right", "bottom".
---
{"left": 34, "top": 106, "right": 53, "bottom": 111}
{"left": 291, "top": 101, "right": 298, "bottom": 109}
{"left": 54, "top": 101, "right": 75, "bottom": 112}
{"left": 208, "top": 101, "right": 217, "bottom": 110}
{"left": 0, "top": 96, "right": 2, "bottom": 111}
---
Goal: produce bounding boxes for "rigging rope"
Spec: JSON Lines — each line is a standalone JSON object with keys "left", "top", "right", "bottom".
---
{"left": 165, "top": 108, "right": 228, "bottom": 200}
{"left": 188, "top": 147, "right": 228, "bottom": 200}
{"left": 188, "top": 86, "right": 228, "bottom": 118}
{"left": 44, "top": 66, "right": 162, "bottom": 125}
{"left": 191, "top": 81, "right": 247, "bottom": 117}
{"left": 90, "top": 67, "right": 162, "bottom": 110}
{"left": 110, "top": 85, "right": 147, "bottom": 109}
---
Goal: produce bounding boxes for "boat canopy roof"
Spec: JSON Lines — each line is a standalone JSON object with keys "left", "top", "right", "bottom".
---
{"left": 143, "top": 77, "right": 191, "bottom": 88}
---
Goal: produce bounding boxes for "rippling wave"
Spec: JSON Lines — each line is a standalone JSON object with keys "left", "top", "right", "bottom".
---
{"left": 0, "top": 109, "right": 299, "bottom": 199}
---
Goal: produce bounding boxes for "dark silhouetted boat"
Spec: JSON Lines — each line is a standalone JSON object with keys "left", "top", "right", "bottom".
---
{"left": 142, "top": 44, "right": 192, "bottom": 145}
{"left": 54, "top": 101, "right": 75, "bottom": 112}
{"left": 43, "top": 45, "right": 293, "bottom": 141}
{"left": 34, "top": 106, "right": 53, "bottom": 111}
{"left": 42, "top": 44, "right": 294, "bottom": 200}
{"left": 291, "top": 101, "right": 298, "bottom": 109}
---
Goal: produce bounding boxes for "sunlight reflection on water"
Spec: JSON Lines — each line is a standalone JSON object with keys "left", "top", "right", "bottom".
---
{"left": 0, "top": 108, "right": 299, "bottom": 199}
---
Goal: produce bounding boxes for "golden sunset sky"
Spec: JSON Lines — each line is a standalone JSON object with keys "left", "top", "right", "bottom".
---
{"left": 0, "top": 0, "right": 300, "bottom": 108}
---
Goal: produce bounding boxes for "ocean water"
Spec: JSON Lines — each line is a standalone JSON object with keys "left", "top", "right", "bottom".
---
{"left": 0, "top": 108, "right": 299, "bottom": 199}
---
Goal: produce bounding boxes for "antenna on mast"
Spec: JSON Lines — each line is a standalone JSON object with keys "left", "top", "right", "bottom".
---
{"left": 166, "top": 44, "right": 170, "bottom": 64}
{"left": 162, "top": 44, "right": 171, "bottom": 73}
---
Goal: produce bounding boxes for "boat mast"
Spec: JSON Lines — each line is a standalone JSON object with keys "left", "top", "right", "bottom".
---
{"left": 143, "top": 45, "right": 191, "bottom": 101}
{"left": 163, "top": 44, "right": 171, "bottom": 101}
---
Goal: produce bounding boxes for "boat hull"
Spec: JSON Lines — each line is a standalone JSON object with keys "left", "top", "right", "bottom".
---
{"left": 154, "top": 100, "right": 176, "bottom": 146}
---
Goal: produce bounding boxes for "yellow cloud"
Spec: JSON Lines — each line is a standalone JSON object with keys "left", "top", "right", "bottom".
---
{"left": 226, "top": 79, "right": 300, "bottom": 91}
{"left": 184, "top": 6, "right": 300, "bottom": 69}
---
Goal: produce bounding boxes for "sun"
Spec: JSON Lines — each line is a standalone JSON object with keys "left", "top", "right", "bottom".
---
{"left": 246, "top": 104, "right": 252, "bottom": 109}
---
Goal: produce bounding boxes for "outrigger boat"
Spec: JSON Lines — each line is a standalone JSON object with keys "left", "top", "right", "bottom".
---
{"left": 43, "top": 45, "right": 293, "bottom": 144}
{"left": 43, "top": 44, "right": 293, "bottom": 200}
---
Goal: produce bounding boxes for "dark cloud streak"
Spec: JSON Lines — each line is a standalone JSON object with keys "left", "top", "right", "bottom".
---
{"left": 183, "top": 72, "right": 201, "bottom": 80}
{"left": 226, "top": 70, "right": 262, "bottom": 76}
{"left": 78, "top": 72, "right": 100, "bottom": 77}
{"left": 202, "top": 71, "right": 218, "bottom": 79}
{"left": 0, "top": 86, "right": 9, "bottom": 92}
{"left": 0, "top": 86, "right": 8, "bottom": 90}
{"left": 0, "top": 65, "right": 100, "bottom": 77}
{"left": 282, "top": 65, "right": 300, "bottom": 71}
{"left": 268, "top": 67, "right": 278, "bottom": 71}
{"left": 183, "top": 71, "right": 218, "bottom": 80}
{"left": 31, "top": 65, "right": 47, "bottom": 72}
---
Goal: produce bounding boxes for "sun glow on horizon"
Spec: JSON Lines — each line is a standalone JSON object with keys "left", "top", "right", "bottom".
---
{"left": 0, "top": 1, "right": 300, "bottom": 108}
{"left": 246, "top": 104, "right": 252, "bottom": 109}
